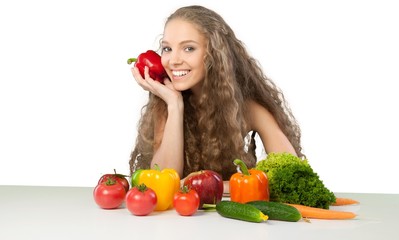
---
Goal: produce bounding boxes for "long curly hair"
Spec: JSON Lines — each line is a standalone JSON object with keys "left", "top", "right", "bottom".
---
{"left": 129, "top": 5, "right": 304, "bottom": 180}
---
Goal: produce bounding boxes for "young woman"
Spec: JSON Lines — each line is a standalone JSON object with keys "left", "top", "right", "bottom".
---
{"left": 129, "top": 5, "right": 305, "bottom": 188}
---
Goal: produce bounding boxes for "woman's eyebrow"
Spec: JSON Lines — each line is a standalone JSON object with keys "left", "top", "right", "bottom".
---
{"left": 161, "top": 40, "right": 199, "bottom": 45}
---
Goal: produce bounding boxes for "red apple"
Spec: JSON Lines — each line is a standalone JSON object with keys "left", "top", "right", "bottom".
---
{"left": 98, "top": 169, "right": 130, "bottom": 193}
{"left": 183, "top": 170, "right": 223, "bottom": 208}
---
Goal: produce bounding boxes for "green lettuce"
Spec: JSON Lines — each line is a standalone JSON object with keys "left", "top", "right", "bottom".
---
{"left": 256, "top": 152, "right": 336, "bottom": 209}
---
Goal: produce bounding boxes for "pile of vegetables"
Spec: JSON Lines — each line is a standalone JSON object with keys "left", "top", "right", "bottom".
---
{"left": 94, "top": 153, "right": 358, "bottom": 222}
{"left": 203, "top": 154, "right": 357, "bottom": 223}
{"left": 255, "top": 152, "right": 336, "bottom": 209}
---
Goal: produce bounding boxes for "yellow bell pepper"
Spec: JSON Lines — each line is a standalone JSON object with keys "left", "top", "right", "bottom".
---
{"left": 133, "top": 164, "right": 180, "bottom": 211}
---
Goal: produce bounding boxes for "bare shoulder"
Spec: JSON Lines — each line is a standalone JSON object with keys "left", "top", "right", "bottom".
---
{"left": 245, "top": 100, "right": 297, "bottom": 155}
{"left": 245, "top": 100, "right": 277, "bottom": 131}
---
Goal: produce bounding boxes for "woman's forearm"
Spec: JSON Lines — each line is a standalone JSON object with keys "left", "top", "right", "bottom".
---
{"left": 151, "top": 102, "right": 185, "bottom": 176}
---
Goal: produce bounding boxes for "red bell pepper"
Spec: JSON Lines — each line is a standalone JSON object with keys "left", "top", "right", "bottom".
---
{"left": 127, "top": 50, "right": 167, "bottom": 83}
{"left": 229, "top": 159, "right": 270, "bottom": 203}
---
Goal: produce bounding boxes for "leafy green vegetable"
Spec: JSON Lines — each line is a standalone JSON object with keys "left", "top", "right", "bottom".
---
{"left": 255, "top": 152, "right": 336, "bottom": 209}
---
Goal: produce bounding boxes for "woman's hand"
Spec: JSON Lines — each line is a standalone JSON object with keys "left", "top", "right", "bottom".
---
{"left": 131, "top": 66, "right": 182, "bottom": 106}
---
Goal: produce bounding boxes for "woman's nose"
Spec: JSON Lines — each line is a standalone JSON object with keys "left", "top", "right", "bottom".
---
{"left": 170, "top": 52, "right": 183, "bottom": 65}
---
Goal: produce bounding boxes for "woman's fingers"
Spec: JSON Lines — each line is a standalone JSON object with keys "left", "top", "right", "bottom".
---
{"left": 143, "top": 65, "right": 151, "bottom": 79}
{"left": 131, "top": 66, "right": 152, "bottom": 91}
{"left": 131, "top": 67, "right": 143, "bottom": 83}
{"left": 163, "top": 78, "right": 174, "bottom": 89}
{"left": 131, "top": 66, "right": 181, "bottom": 104}
{"left": 132, "top": 66, "right": 163, "bottom": 94}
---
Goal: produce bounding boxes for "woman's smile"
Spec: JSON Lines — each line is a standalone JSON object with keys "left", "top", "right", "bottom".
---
{"left": 172, "top": 70, "right": 190, "bottom": 78}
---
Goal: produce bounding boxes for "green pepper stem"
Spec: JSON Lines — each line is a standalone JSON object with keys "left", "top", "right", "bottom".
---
{"left": 127, "top": 58, "right": 137, "bottom": 65}
{"left": 233, "top": 159, "right": 250, "bottom": 175}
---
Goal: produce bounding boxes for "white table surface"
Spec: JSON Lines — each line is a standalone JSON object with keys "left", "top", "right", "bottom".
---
{"left": 0, "top": 185, "right": 397, "bottom": 240}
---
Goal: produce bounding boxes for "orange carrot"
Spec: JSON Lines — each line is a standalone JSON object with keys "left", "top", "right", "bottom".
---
{"left": 332, "top": 197, "right": 359, "bottom": 206}
{"left": 287, "top": 204, "right": 356, "bottom": 220}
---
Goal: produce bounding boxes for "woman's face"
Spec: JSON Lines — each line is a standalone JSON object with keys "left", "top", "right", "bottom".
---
{"left": 161, "top": 19, "right": 207, "bottom": 94}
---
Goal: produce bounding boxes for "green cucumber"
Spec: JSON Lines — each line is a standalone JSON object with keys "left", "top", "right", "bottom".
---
{"left": 246, "top": 201, "right": 302, "bottom": 222}
{"left": 215, "top": 201, "right": 268, "bottom": 223}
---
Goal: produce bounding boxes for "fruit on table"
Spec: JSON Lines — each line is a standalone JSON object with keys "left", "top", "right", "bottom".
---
{"left": 131, "top": 164, "right": 180, "bottom": 211}
{"left": 173, "top": 186, "right": 200, "bottom": 216}
{"left": 98, "top": 169, "right": 130, "bottom": 192}
{"left": 183, "top": 170, "right": 224, "bottom": 208}
{"left": 125, "top": 184, "right": 157, "bottom": 216}
{"left": 229, "top": 159, "right": 269, "bottom": 203}
{"left": 246, "top": 200, "right": 302, "bottom": 222}
{"left": 93, "top": 177, "right": 126, "bottom": 209}
{"left": 215, "top": 200, "right": 268, "bottom": 223}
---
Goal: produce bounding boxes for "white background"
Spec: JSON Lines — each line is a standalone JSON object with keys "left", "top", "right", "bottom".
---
{"left": 1, "top": 0, "right": 398, "bottom": 194}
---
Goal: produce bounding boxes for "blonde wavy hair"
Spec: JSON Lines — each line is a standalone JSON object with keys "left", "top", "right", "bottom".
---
{"left": 129, "top": 5, "right": 304, "bottom": 180}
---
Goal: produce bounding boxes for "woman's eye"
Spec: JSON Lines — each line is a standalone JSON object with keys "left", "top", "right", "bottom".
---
{"left": 162, "top": 47, "right": 171, "bottom": 52}
{"left": 184, "top": 46, "right": 195, "bottom": 52}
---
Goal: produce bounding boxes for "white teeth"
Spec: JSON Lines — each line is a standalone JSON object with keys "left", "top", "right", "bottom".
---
{"left": 172, "top": 70, "right": 189, "bottom": 77}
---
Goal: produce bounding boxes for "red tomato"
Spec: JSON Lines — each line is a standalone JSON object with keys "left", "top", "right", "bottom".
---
{"left": 98, "top": 171, "right": 130, "bottom": 192}
{"left": 125, "top": 184, "right": 157, "bottom": 216}
{"left": 93, "top": 178, "right": 126, "bottom": 209}
{"left": 173, "top": 186, "right": 200, "bottom": 216}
